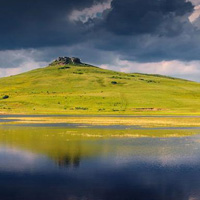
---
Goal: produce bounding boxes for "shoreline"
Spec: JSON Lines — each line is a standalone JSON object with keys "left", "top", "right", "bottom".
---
{"left": 1, "top": 113, "right": 200, "bottom": 117}
{"left": 1, "top": 115, "right": 200, "bottom": 128}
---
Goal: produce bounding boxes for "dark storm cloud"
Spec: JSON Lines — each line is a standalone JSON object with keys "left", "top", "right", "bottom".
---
{"left": 88, "top": 0, "right": 198, "bottom": 62}
{"left": 0, "top": 0, "right": 100, "bottom": 49}
{"left": 105, "top": 0, "right": 194, "bottom": 36}
{"left": 0, "top": 0, "right": 199, "bottom": 62}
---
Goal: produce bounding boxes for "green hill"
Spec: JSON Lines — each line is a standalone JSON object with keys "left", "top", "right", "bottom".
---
{"left": 0, "top": 58, "right": 200, "bottom": 115}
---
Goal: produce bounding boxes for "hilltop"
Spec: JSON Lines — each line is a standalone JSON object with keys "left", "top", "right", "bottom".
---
{"left": 0, "top": 57, "right": 200, "bottom": 115}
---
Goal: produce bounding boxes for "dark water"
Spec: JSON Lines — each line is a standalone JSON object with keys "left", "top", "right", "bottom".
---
{"left": 0, "top": 125, "right": 200, "bottom": 200}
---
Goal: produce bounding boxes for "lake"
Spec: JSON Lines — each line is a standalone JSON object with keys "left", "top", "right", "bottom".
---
{"left": 0, "top": 120, "right": 200, "bottom": 200}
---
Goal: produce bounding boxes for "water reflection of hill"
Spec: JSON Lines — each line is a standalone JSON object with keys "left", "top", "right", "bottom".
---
{"left": 0, "top": 126, "right": 199, "bottom": 168}
{"left": 57, "top": 154, "right": 80, "bottom": 168}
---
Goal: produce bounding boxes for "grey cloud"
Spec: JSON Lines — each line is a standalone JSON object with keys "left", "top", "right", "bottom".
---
{"left": 0, "top": 0, "right": 200, "bottom": 64}
{"left": 0, "top": 0, "right": 103, "bottom": 50}
{"left": 104, "top": 0, "right": 194, "bottom": 36}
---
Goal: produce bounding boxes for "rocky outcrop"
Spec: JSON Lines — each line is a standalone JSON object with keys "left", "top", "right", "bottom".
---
{"left": 55, "top": 57, "right": 82, "bottom": 65}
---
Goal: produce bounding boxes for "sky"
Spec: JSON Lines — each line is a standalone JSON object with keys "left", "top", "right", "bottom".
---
{"left": 0, "top": 0, "right": 200, "bottom": 81}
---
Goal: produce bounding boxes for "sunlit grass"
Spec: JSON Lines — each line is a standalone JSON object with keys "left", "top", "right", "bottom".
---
{"left": 0, "top": 63, "right": 200, "bottom": 115}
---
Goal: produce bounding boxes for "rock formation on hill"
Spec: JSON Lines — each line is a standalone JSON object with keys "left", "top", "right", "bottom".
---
{"left": 54, "top": 57, "right": 82, "bottom": 65}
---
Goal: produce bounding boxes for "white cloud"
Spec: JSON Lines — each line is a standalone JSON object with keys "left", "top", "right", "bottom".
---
{"left": 69, "top": 0, "right": 112, "bottom": 23}
{"left": 0, "top": 49, "right": 48, "bottom": 78}
{"left": 189, "top": 0, "right": 200, "bottom": 6}
{"left": 188, "top": 0, "right": 200, "bottom": 25}
{"left": 100, "top": 59, "right": 200, "bottom": 82}
{"left": 0, "top": 61, "right": 47, "bottom": 78}
{"left": 189, "top": 5, "right": 200, "bottom": 23}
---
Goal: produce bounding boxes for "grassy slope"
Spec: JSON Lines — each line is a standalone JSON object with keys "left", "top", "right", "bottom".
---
{"left": 0, "top": 63, "right": 200, "bottom": 115}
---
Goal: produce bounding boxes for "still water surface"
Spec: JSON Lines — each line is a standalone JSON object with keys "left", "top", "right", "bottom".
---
{"left": 0, "top": 124, "right": 200, "bottom": 200}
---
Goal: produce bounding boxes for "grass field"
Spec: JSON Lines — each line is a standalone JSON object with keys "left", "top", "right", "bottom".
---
{"left": 0, "top": 62, "right": 200, "bottom": 115}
